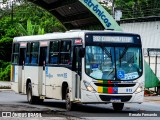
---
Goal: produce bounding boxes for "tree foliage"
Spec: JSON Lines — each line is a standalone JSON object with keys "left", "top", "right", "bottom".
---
{"left": 115, "top": 0, "right": 160, "bottom": 19}
{"left": 16, "top": 19, "right": 45, "bottom": 35}
{"left": 0, "top": 1, "right": 65, "bottom": 62}
{"left": 0, "top": 1, "right": 65, "bottom": 80}
{"left": 0, "top": 60, "right": 10, "bottom": 81}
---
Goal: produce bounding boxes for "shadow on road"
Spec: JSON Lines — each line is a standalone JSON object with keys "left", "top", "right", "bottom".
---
{"left": 20, "top": 100, "right": 137, "bottom": 114}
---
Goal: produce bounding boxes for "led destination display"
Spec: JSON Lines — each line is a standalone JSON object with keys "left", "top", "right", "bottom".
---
{"left": 93, "top": 36, "right": 133, "bottom": 43}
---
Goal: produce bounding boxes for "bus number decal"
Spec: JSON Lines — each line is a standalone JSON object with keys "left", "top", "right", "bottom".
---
{"left": 126, "top": 88, "right": 132, "bottom": 93}
{"left": 57, "top": 73, "right": 67, "bottom": 78}
{"left": 64, "top": 73, "right": 67, "bottom": 78}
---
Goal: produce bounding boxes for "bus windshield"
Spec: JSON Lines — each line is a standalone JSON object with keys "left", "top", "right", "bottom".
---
{"left": 85, "top": 46, "right": 142, "bottom": 81}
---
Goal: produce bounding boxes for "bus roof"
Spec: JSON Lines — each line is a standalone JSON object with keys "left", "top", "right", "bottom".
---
{"left": 13, "top": 30, "right": 140, "bottom": 42}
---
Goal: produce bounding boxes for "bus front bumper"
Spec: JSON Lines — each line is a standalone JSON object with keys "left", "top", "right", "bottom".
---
{"left": 81, "top": 89, "right": 144, "bottom": 103}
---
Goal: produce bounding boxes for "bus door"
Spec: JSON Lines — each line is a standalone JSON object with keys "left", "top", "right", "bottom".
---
{"left": 19, "top": 43, "right": 27, "bottom": 93}
{"left": 39, "top": 46, "right": 47, "bottom": 96}
{"left": 73, "top": 46, "right": 82, "bottom": 100}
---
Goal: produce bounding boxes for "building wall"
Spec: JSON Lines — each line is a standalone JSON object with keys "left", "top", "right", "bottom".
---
{"left": 121, "top": 21, "right": 160, "bottom": 84}
{"left": 121, "top": 21, "right": 160, "bottom": 48}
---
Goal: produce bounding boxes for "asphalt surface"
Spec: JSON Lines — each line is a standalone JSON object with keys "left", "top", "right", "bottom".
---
{"left": 0, "top": 90, "right": 160, "bottom": 120}
{"left": 0, "top": 81, "right": 160, "bottom": 120}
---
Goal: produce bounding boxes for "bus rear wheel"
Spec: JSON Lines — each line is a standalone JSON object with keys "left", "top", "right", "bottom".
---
{"left": 112, "top": 103, "right": 124, "bottom": 111}
{"left": 65, "top": 88, "right": 72, "bottom": 111}
{"left": 27, "top": 83, "right": 37, "bottom": 104}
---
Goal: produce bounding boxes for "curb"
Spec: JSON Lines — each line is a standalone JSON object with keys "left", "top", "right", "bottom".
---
{"left": 0, "top": 89, "right": 12, "bottom": 91}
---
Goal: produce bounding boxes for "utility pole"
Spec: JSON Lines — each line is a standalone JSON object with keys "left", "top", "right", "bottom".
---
{"left": 11, "top": 0, "right": 13, "bottom": 24}
{"left": 0, "top": 0, "right": 14, "bottom": 24}
{"left": 112, "top": 0, "right": 115, "bottom": 18}
{"left": 0, "top": 0, "right": 4, "bottom": 9}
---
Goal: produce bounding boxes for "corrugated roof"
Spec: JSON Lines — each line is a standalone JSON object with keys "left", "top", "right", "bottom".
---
{"left": 121, "top": 21, "right": 160, "bottom": 48}
{"left": 28, "top": 0, "right": 104, "bottom": 30}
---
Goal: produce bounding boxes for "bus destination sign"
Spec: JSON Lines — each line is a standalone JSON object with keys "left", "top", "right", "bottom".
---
{"left": 93, "top": 36, "right": 133, "bottom": 43}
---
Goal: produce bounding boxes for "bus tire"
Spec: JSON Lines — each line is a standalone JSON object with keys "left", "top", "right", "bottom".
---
{"left": 27, "top": 83, "right": 36, "bottom": 104}
{"left": 65, "top": 88, "right": 72, "bottom": 111}
{"left": 112, "top": 103, "right": 124, "bottom": 111}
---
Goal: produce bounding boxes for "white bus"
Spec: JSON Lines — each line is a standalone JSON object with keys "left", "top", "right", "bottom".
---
{"left": 11, "top": 30, "right": 144, "bottom": 111}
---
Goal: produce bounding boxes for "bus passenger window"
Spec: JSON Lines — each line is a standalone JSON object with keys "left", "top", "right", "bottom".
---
{"left": 31, "top": 54, "right": 38, "bottom": 64}
{"left": 12, "top": 43, "right": 19, "bottom": 64}
{"left": 25, "top": 56, "right": 29, "bottom": 64}
{"left": 13, "top": 55, "right": 19, "bottom": 63}
{"left": 60, "top": 41, "right": 71, "bottom": 64}
{"left": 50, "top": 56, "right": 58, "bottom": 64}
{"left": 49, "top": 41, "right": 59, "bottom": 64}
{"left": 25, "top": 43, "right": 30, "bottom": 64}
{"left": 30, "top": 42, "right": 39, "bottom": 64}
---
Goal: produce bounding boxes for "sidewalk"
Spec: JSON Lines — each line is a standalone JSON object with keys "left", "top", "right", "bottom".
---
{"left": 0, "top": 81, "right": 11, "bottom": 89}
{"left": 144, "top": 96, "right": 160, "bottom": 104}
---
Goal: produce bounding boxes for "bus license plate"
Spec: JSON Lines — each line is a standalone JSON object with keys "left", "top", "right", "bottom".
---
{"left": 110, "top": 98, "right": 121, "bottom": 102}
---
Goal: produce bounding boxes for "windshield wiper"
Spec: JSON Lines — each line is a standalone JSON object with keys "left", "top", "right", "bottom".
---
{"left": 119, "top": 47, "right": 128, "bottom": 60}
{"left": 128, "top": 55, "right": 134, "bottom": 64}
{"left": 103, "top": 47, "right": 112, "bottom": 58}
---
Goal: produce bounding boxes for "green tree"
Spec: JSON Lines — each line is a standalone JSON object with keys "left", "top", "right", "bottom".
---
{"left": 0, "top": 1, "right": 65, "bottom": 81}
{"left": 115, "top": 0, "right": 160, "bottom": 19}
{"left": 0, "top": 60, "right": 11, "bottom": 81}
{"left": 14, "top": 2, "right": 65, "bottom": 33}
{"left": 0, "top": 1, "right": 65, "bottom": 62}
{"left": 16, "top": 19, "right": 45, "bottom": 35}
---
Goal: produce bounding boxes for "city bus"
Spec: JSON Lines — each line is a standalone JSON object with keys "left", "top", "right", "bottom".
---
{"left": 11, "top": 30, "right": 144, "bottom": 111}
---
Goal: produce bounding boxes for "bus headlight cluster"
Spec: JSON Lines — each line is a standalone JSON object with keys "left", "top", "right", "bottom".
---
{"left": 83, "top": 81, "right": 96, "bottom": 92}
{"left": 135, "top": 83, "right": 144, "bottom": 93}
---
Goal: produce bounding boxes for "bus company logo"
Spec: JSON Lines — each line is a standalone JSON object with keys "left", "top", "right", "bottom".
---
{"left": 83, "top": 0, "right": 112, "bottom": 27}
{"left": 46, "top": 73, "right": 53, "bottom": 79}
{"left": 2, "top": 112, "right": 42, "bottom": 118}
{"left": 45, "top": 67, "right": 48, "bottom": 75}
{"left": 2, "top": 112, "right": 11, "bottom": 117}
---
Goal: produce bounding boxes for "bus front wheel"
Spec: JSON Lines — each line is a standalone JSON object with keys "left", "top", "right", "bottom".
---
{"left": 112, "top": 103, "right": 124, "bottom": 111}
{"left": 65, "top": 88, "right": 72, "bottom": 111}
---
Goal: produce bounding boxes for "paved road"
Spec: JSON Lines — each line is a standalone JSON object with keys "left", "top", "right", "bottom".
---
{"left": 0, "top": 90, "right": 160, "bottom": 120}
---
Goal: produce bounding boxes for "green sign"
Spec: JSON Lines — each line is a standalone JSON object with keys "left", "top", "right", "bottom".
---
{"left": 144, "top": 60, "right": 160, "bottom": 88}
{"left": 79, "top": 0, "right": 122, "bottom": 31}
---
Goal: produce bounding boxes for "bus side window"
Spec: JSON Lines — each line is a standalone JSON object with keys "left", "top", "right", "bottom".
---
{"left": 49, "top": 41, "right": 59, "bottom": 64}
{"left": 50, "top": 56, "right": 58, "bottom": 64}
{"left": 25, "top": 43, "right": 30, "bottom": 64}
{"left": 30, "top": 42, "right": 39, "bottom": 64}
{"left": 12, "top": 43, "right": 19, "bottom": 64}
{"left": 60, "top": 40, "right": 71, "bottom": 64}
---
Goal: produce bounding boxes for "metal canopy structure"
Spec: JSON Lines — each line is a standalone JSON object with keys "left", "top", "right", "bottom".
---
{"left": 28, "top": 0, "right": 104, "bottom": 30}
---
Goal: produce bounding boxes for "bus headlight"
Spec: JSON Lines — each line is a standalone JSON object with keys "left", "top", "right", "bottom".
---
{"left": 135, "top": 84, "right": 144, "bottom": 93}
{"left": 83, "top": 81, "right": 96, "bottom": 92}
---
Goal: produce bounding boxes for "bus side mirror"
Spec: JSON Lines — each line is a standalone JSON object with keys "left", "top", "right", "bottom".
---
{"left": 79, "top": 48, "right": 85, "bottom": 58}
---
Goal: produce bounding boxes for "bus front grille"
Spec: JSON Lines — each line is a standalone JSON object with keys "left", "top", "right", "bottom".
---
{"left": 99, "top": 95, "right": 132, "bottom": 102}
{"left": 94, "top": 83, "right": 136, "bottom": 87}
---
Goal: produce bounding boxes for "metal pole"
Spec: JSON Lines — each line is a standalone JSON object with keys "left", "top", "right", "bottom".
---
{"left": 11, "top": 1, "right": 13, "bottom": 24}
{"left": 112, "top": 0, "right": 115, "bottom": 18}
{"left": 155, "top": 55, "right": 158, "bottom": 93}
{"left": 0, "top": 0, "right": 4, "bottom": 9}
